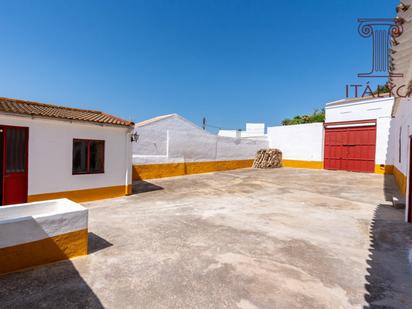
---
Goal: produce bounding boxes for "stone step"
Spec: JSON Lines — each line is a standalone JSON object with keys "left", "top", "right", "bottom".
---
{"left": 392, "top": 196, "right": 406, "bottom": 209}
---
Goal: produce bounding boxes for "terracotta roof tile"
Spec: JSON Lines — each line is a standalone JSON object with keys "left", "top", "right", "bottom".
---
{"left": 0, "top": 97, "right": 134, "bottom": 127}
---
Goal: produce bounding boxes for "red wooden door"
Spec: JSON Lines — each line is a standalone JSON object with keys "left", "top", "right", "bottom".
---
{"left": 324, "top": 125, "right": 376, "bottom": 173}
{"left": 3, "top": 126, "right": 29, "bottom": 205}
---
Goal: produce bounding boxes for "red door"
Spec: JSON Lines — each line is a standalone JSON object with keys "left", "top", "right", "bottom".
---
{"left": 324, "top": 124, "right": 376, "bottom": 173}
{"left": 2, "top": 126, "right": 29, "bottom": 205}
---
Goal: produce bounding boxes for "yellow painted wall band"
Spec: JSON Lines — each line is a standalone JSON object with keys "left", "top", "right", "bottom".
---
{"left": 393, "top": 166, "right": 407, "bottom": 196}
{"left": 28, "top": 184, "right": 130, "bottom": 203}
{"left": 133, "top": 160, "right": 254, "bottom": 180}
{"left": 0, "top": 229, "right": 88, "bottom": 275}
{"left": 281, "top": 160, "right": 323, "bottom": 169}
{"left": 374, "top": 164, "right": 394, "bottom": 175}
{"left": 126, "top": 184, "right": 133, "bottom": 195}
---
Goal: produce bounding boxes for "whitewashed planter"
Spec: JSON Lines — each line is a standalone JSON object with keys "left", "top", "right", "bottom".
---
{"left": 0, "top": 198, "right": 88, "bottom": 275}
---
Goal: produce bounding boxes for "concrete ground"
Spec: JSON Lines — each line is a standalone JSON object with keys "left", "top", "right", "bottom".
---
{"left": 1, "top": 168, "right": 412, "bottom": 308}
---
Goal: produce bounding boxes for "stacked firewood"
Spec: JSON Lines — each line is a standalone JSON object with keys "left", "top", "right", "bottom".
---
{"left": 253, "top": 149, "right": 282, "bottom": 168}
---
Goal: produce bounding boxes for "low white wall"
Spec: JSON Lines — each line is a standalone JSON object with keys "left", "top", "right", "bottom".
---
{"left": 0, "top": 198, "right": 87, "bottom": 248}
{"left": 267, "top": 123, "right": 324, "bottom": 162}
{"left": 0, "top": 114, "right": 132, "bottom": 195}
{"left": 133, "top": 115, "right": 268, "bottom": 164}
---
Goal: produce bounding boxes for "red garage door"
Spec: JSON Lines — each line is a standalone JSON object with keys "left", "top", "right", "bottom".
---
{"left": 324, "top": 123, "right": 376, "bottom": 173}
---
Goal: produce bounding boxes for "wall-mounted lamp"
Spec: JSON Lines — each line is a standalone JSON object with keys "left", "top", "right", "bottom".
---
{"left": 131, "top": 132, "right": 139, "bottom": 142}
{"left": 397, "top": 2, "right": 410, "bottom": 13}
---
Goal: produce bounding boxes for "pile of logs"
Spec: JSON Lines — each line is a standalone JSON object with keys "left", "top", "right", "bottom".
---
{"left": 253, "top": 149, "right": 282, "bottom": 169}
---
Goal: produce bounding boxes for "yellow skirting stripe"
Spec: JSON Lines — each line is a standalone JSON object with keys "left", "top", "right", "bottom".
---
{"left": 126, "top": 184, "right": 133, "bottom": 195}
{"left": 374, "top": 164, "right": 394, "bottom": 174}
{"left": 393, "top": 165, "right": 407, "bottom": 196}
{"left": 133, "top": 160, "right": 254, "bottom": 180}
{"left": 281, "top": 160, "right": 323, "bottom": 169}
{"left": 0, "top": 229, "right": 88, "bottom": 275}
{"left": 28, "top": 184, "right": 131, "bottom": 203}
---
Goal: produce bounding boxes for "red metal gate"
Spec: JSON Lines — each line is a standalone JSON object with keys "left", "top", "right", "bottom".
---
{"left": 324, "top": 122, "right": 376, "bottom": 173}
{"left": 2, "top": 126, "right": 29, "bottom": 205}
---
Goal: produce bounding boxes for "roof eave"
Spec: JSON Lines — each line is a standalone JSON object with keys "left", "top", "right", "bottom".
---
{"left": 0, "top": 111, "right": 134, "bottom": 129}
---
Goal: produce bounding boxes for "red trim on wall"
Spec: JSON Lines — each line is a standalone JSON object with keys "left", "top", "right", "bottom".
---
{"left": 324, "top": 119, "right": 377, "bottom": 127}
{"left": 72, "top": 138, "right": 105, "bottom": 175}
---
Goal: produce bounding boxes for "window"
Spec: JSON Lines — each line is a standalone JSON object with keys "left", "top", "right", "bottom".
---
{"left": 72, "top": 139, "right": 104, "bottom": 174}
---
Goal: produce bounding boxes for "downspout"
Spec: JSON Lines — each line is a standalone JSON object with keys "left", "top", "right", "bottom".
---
{"left": 125, "top": 127, "right": 133, "bottom": 195}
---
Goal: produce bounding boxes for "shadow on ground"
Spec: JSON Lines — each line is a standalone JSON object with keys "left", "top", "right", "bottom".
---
{"left": 132, "top": 180, "right": 164, "bottom": 194}
{"left": 0, "top": 232, "right": 112, "bottom": 308}
{"left": 88, "top": 232, "right": 113, "bottom": 254}
{"left": 364, "top": 176, "right": 412, "bottom": 308}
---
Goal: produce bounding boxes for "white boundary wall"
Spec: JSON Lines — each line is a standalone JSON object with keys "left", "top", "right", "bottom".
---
{"left": 267, "top": 123, "right": 324, "bottom": 162}
{"left": 0, "top": 114, "right": 133, "bottom": 195}
{"left": 133, "top": 115, "right": 268, "bottom": 164}
{"left": 218, "top": 123, "right": 266, "bottom": 138}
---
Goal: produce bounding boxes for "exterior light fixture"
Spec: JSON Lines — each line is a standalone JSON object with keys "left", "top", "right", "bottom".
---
{"left": 397, "top": 2, "right": 410, "bottom": 13}
{"left": 131, "top": 132, "right": 139, "bottom": 142}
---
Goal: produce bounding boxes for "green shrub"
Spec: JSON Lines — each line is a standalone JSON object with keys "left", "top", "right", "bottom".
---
{"left": 281, "top": 109, "right": 325, "bottom": 126}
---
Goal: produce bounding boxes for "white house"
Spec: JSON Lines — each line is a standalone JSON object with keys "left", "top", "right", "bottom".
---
{"left": 0, "top": 97, "right": 134, "bottom": 204}
{"left": 387, "top": 0, "right": 412, "bottom": 222}
{"left": 133, "top": 114, "right": 268, "bottom": 179}
{"left": 265, "top": 95, "right": 394, "bottom": 172}
{"left": 324, "top": 95, "right": 394, "bottom": 174}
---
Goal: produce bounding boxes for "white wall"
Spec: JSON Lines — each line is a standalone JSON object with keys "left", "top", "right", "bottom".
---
{"left": 242, "top": 123, "right": 265, "bottom": 137}
{"left": 325, "top": 97, "right": 394, "bottom": 123}
{"left": 268, "top": 123, "right": 324, "bottom": 162}
{"left": 391, "top": 97, "right": 412, "bottom": 175}
{"left": 0, "top": 114, "right": 132, "bottom": 195}
{"left": 133, "top": 115, "right": 268, "bottom": 164}
{"left": 218, "top": 130, "right": 240, "bottom": 138}
{"left": 376, "top": 117, "right": 394, "bottom": 165}
{"left": 388, "top": 97, "right": 412, "bottom": 222}
{"left": 218, "top": 123, "right": 266, "bottom": 138}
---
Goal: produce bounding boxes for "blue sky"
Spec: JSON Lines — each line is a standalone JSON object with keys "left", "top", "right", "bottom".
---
{"left": 0, "top": 0, "right": 398, "bottom": 131}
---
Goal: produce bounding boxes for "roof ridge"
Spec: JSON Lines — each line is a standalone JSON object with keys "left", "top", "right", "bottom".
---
{"left": 0, "top": 97, "right": 134, "bottom": 127}
{"left": 134, "top": 113, "right": 177, "bottom": 127}
{"left": 0, "top": 97, "right": 103, "bottom": 114}
{"left": 326, "top": 93, "right": 392, "bottom": 106}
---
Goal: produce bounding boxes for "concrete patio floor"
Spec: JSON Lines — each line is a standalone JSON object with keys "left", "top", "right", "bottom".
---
{"left": 1, "top": 168, "right": 412, "bottom": 308}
